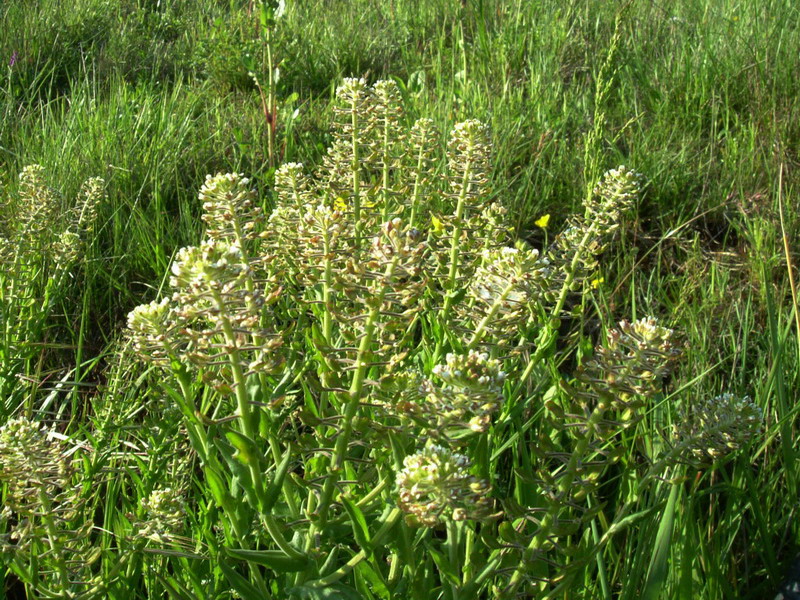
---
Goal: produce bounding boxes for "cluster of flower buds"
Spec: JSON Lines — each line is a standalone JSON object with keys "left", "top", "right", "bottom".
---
{"left": 335, "top": 219, "right": 427, "bottom": 355}
{"left": 127, "top": 298, "right": 178, "bottom": 367}
{"left": 396, "top": 442, "right": 491, "bottom": 527}
{"left": 447, "top": 119, "right": 491, "bottom": 206}
{"left": 547, "top": 166, "right": 642, "bottom": 299}
{"left": 367, "top": 218, "right": 427, "bottom": 280}
{"left": 73, "top": 177, "right": 104, "bottom": 235}
{"left": 128, "top": 234, "right": 283, "bottom": 392}
{"left": 468, "top": 202, "right": 513, "bottom": 250}
{"left": 170, "top": 240, "right": 254, "bottom": 312}
{"left": 406, "top": 118, "right": 440, "bottom": 224}
{"left": 583, "top": 166, "right": 642, "bottom": 236}
{"left": 0, "top": 417, "right": 87, "bottom": 564}
{"left": 387, "top": 352, "right": 507, "bottom": 435}
{"left": 0, "top": 167, "right": 103, "bottom": 289}
{"left": 676, "top": 393, "right": 762, "bottom": 465}
{"left": 429, "top": 201, "right": 513, "bottom": 285}
{"left": 199, "top": 172, "right": 263, "bottom": 245}
{"left": 172, "top": 241, "right": 281, "bottom": 372}
{"left": 0, "top": 417, "right": 75, "bottom": 519}
{"left": 292, "top": 203, "right": 349, "bottom": 286}
{"left": 53, "top": 229, "right": 82, "bottom": 269}
{"left": 578, "top": 317, "right": 682, "bottom": 411}
{"left": 466, "top": 244, "right": 551, "bottom": 346}
{"left": 51, "top": 176, "right": 105, "bottom": 271}
{"left": 323, "top": 78, "right": 376, "bottom": 195}
{"left": 134, "top": 487, "right": 186, "bottom": 544}
{"left": 370, "top": 80, "right": 404, "bottom": 168}
{"left": 15, "top": 165, "right": 60, "bottom": 246}
{"left": 273, "top": 162, "right": 313, "bottom": 209}
{"left": 264, "top": 163, "right": 319, "bottom": 278}
{"left": 433, "top": 350, "right": 507, "bottom": 391}
{"left": 425, "top": 351, "right": 507, "bottom": 433}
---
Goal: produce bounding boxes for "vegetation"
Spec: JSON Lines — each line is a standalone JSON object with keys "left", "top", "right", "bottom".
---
{"left": 0, "top": 0, "right": 798, "bottom": 598}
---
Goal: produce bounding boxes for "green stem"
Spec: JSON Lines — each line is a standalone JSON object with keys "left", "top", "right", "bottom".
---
{"left": 211, "top": 289, "right": 303, "bottom": 560}
{"left": 317, "top": 254, "right": 400, "bottom": 524}
{"left": 313, "top": 508, "right": 403, "bottom": 586}
{"left": 408, "top": 136, "right": 427, "bottom": 228}
{"left": 434, "top": 151, "right": 474, "bottom": 363}
{"left": 37, "top": 489, "right": 71, "bottom": 595}
{"left": 466, "top": 280, "right": 516, "bottom": 350}
{"left": 351, "top": 97, "right": 362, "bottom": 244}
{"left": 512, "top": 226, "right": 597, "bottom": 395}
{"left": 446, "top": 520, "right": 462, "bottom": 600}
{"left": 503, "top": 400, "right": 607, "bottom": 597}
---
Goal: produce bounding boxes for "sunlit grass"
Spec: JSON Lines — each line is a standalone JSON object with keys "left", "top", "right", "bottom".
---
{"left": 0, "top": 0, "right": 798, "bottom": 598}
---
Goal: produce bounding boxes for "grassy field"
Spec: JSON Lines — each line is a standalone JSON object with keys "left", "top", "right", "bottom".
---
{"left": 0, "top": 0, "right": 799, "bottom": 598}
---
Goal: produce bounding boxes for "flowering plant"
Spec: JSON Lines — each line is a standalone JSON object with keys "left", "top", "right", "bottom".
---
{"left": 0, "top": 79, "right": 761, "bottom": 599}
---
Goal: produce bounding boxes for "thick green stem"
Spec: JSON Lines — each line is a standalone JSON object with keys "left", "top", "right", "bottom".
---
{"left": 466, "top": 280, "right": 516, "bottom": 350}
{"left": 38, "top": 489, "right": 71, "bottom": 595}
{"left": 211, "top": 289, "right": 303, "bottom": 560}
{"left": 446, "top": 520, "right": 462, "bottom": 600}
{"left": 313, "top": 508, "right": 403, "bottom": 586}
{"left": 503, "top": 400, "right": 607, "bottom": 597}
{"left": 351, "top": 98, "right": 362, "bottom": 243}
{"left": 317, "top": 254, "right": 400, "bottom": 524}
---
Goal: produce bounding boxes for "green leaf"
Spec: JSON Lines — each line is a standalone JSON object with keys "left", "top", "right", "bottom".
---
{"left": 213, "top": 436, "right": 260, "bottom": 511}
{"left": 642, "top": 483, "right": 680, "bottom": 600}
{"left": 259, "top": 2, "right": 275, "bottom": 29}
{"left": 263, "top": 446, "right": 293, "bottom": 512}
{"left": 603, "top": 506, "right": 656, "bottom": 538}
{"left": 356, "top": 562, "right": 390, "bottom": 600}
{"left": 226, "top": 547, "right": 309, "bottom": 572}
{"left": 225, "top": 429, "right": 264, "bottom": 468}
{"left": 155, "top": 573, "right": 196, "bottom": 600}
{"left": 204, "top": 464, "right": 232, "bottom": 508}
{"left": 218, "top": 560, "right": 265, "bottom": 598}
{"left": 341, "top": 495, "right": 372, "bottom": 558}
{"left": 428, "top": 547, "right": 460, "bottom": 586}
{"left": 287, "top": 583, "right": 363, "bottom": 600}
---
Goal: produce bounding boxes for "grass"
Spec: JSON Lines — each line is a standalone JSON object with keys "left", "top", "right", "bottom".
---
{"left": 0, "top": 0, "right": 799, "bottom": 598}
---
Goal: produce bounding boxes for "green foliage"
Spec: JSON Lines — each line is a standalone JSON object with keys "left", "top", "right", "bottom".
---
{"left": 0, "top": 0, "right": 798, "bottom": 598}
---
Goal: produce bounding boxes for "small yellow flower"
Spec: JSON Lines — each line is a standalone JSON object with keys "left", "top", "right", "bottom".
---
{"left": 333, "top": 196, "right": 347, "bottom": 212}
{"left": 534, "top": 214, "right": 550, "bottom": 229}
{"left": 431, "top": 214, "right": 445, "bottom": 235}
{"left": 591, "top": 276, "right": 604, "bottom": 289}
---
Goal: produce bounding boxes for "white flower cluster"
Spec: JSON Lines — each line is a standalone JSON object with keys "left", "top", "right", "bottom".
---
{"left": 467, "top": 244, "right": 551, "bottom": 344}
{"left": 678, "top": 393, "right": 763, "bottom": 464}
{"left": 396, "top": 443, "right": 491, "bottom": 527}
{"left": 579, "top": 316, "right": 682, "bottom": 405}
{"left": 199, "top": 172, "right": 263, "bottom": 244}
{"left": 135, "top": 487, "right": 186, "bottom": 544}
{"left": 433, "top": 350, "right": 506, "bottom": 393}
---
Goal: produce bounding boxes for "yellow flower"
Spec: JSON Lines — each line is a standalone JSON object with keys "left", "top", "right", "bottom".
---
{"left": 591, "top": 276, "right": 604, "bottom": 289}
{"left": 333, "top": 196, "right": 347, "bottom": 212}
{"left": 431, "top": 214, "right": 445, "bottom": 235}
{"left": 534, "top": 214, "right": 550, "bottom": 229}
